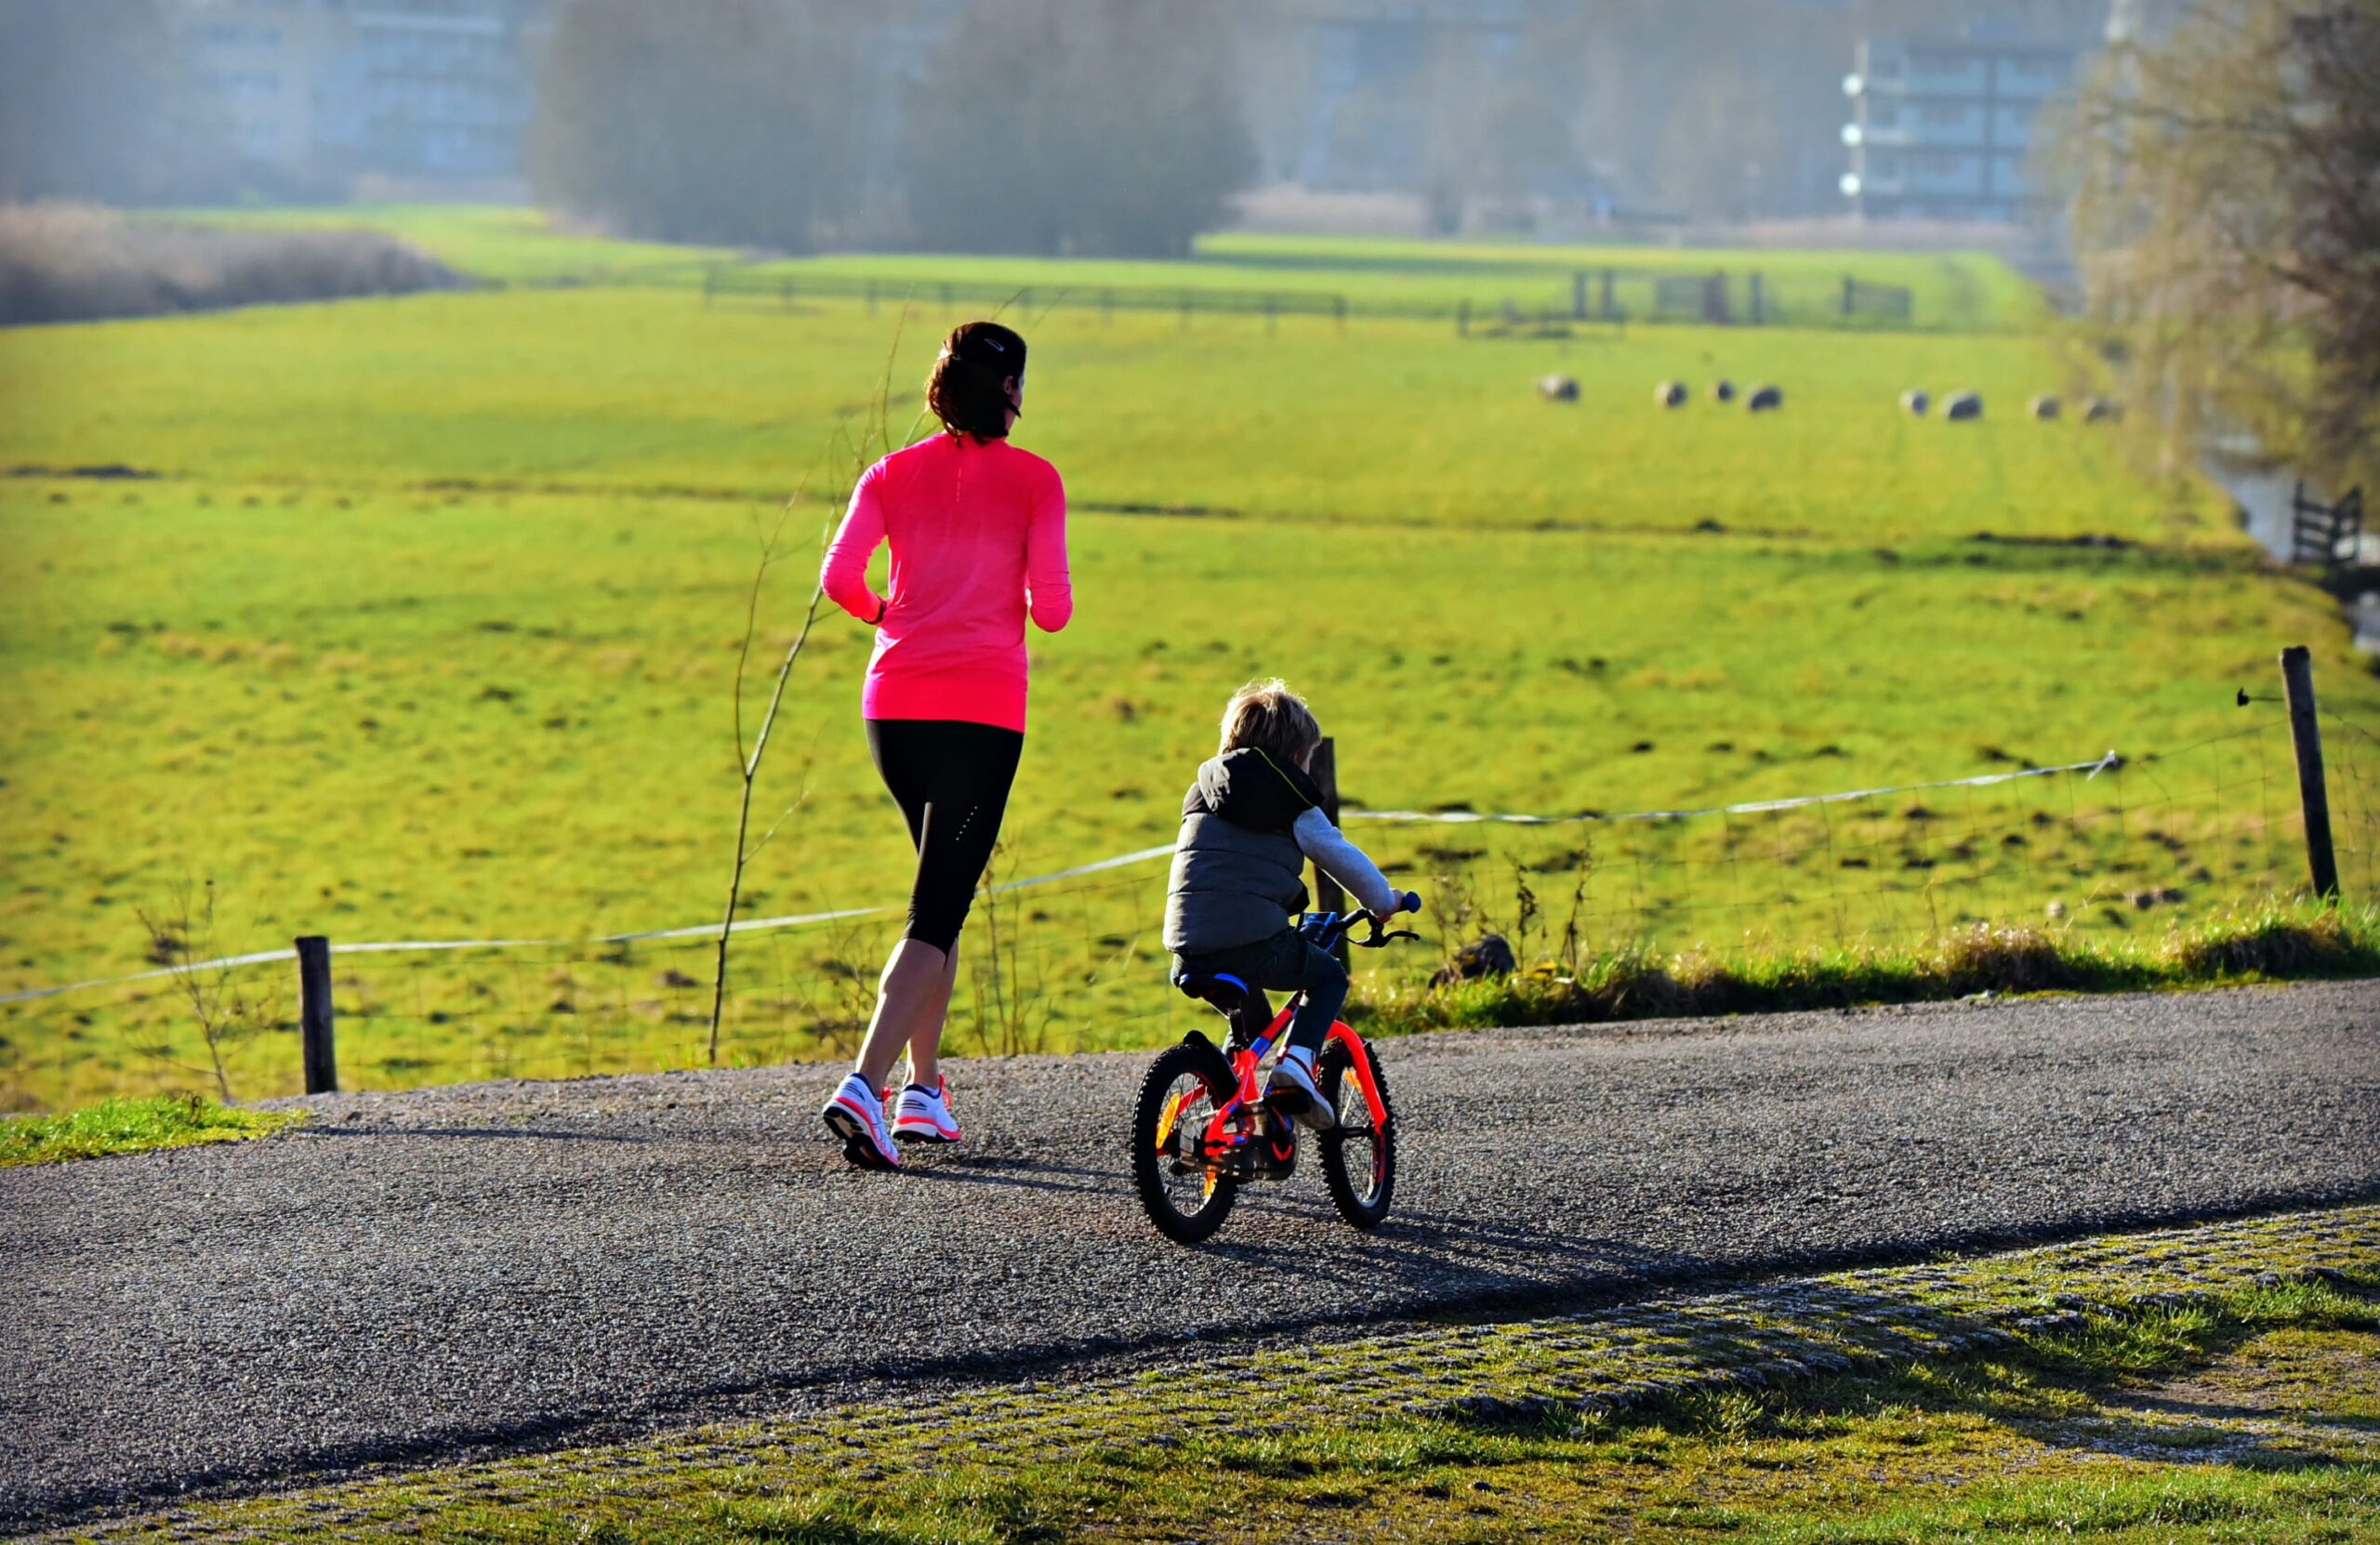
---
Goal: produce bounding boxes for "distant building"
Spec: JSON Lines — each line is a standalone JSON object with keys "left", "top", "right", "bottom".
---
{"left": 168, "top": 0, "right": 553, "bottom": 187}
{"left": 1839, "top": 36, "right": 2080, "bottom": 222}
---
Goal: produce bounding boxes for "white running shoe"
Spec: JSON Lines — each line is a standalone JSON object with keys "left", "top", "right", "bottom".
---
{"left": 822, "top": 1071, "right": 901, "bottom": 1169}
{"left": 892, "top": 1077, "right": 963, "bottom": 1145}
{"left": 1264, "top": 1046, "right": 1336, "bottom": 1132}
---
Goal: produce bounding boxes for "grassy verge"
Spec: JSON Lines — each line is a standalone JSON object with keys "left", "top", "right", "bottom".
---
{"left": 51, "top": 1216, "right": 2379, "bottom": 1543}
{"left": 0, "top": 1092, "right": 299, "bottom": 1166}
{"left": 1354, "top": 900, "right": 2380, "bottom": 1036}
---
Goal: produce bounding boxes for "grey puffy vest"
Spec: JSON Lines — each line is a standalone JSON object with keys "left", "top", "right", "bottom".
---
{"left": 1162, "top": 748, "right": 1321, "bottom": 955}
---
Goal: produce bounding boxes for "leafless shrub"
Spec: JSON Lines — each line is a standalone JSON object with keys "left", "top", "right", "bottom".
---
{"left": 960, "top": 844, "right": 1055, "bottom": 1059}
{"left": 0, "top": 204, "right": 459, "bottom": 325}
{"left": 132, "top": 880, "right": 286, "bottom": 1103}
{"left": 2052, "top": 0, "right": 2380, "bottom": 495}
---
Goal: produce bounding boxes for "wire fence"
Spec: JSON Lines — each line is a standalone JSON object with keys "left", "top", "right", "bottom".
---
{"left": 561, "top": 261, "right": 1932, "bottom": 335}
{"left": 7, "top": 711, "right": 2373, "bottom": 1112}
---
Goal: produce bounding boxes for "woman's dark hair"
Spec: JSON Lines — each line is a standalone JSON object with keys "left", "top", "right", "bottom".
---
{"left": 925, "top": 321, "right": 1026, "bottom": 440}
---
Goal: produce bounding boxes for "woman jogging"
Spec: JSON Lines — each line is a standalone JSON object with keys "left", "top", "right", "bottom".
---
{"left": 816, "top": 321, "right": 1072, "bottom": 1171}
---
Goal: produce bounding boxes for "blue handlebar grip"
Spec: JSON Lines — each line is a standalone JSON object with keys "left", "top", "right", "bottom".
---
{"left": 1401, "top": 891, "right": 1422, "bottom": 913}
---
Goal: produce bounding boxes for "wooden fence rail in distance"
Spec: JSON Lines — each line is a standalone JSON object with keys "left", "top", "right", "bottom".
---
{"left": 683, "top": 263, "right": 1924, "bottom": 335}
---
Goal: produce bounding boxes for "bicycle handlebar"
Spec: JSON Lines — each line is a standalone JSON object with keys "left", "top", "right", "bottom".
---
{"left": 1299, "top": 891, "right": 1423, "bottom": 950}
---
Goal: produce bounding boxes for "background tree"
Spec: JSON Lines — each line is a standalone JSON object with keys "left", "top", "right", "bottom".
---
{"left": 0, "top": 0, "right": 235, "bottom": 205}
{"left": 530, "top": 0, "right": 857, "bottom": 252}
{"left": 905, "top": 0, "right": 1256, "bottom": 258}
{"left": 2055, "top": 0, "right": 2378, "bottom": 495}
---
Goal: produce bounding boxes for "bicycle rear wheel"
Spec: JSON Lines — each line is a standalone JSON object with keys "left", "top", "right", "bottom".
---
{"left": 1130, "top": 1038, "right": 1240, "bottom": 1244}
{"left": 1317, "top": 1036, "right": 1395, "bottom": 1229}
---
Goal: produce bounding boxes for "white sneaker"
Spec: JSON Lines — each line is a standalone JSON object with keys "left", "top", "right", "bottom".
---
{"left": 1264, "top": 1046, "right": 1336, "bottom": 1131}
{"left": 892, "top": 1077, "right": 962, "bottom": 1144}
{"left": 821, "top": 1071, "right": 901, "bottom": 1169}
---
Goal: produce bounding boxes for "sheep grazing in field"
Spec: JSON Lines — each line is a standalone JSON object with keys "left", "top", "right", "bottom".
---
{"left": 1901, "top": 389, "right": 1930, "bottom": 416}
{"left": 2030, "top": 393, "right": 2062, "bottom": 420}
{"left": 1656, "top": 379, "right": 1687, "bottom": 408}
{"left": 1944, "top": 391, "right": 1983, "bottom": 421}
{"left": 1711, "top": 379, "right": 1737, "bottom": 403}
{"left": 1746, "top": 383, "right": 1782, "bottom": 412}
{"left": 1539, "top": 375, "right": 1580, "bottom": 402}
{"left": 2082, "top": 395, "right": 2122, "bottom": 422}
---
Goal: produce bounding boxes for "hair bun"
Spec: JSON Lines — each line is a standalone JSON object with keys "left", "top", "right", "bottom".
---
{"left": 947, "top": 324, "right": 1023, "bottom": 375}
{"left": 927, "top": 322, "right": 1028, "bottom": 439}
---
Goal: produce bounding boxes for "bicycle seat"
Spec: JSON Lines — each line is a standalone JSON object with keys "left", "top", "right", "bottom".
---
{"left": 1172, "top": 971, "right": 1250, "bottom": 1014}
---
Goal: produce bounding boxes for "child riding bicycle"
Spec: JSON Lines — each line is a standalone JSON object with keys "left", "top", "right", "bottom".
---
{"left": 1163, "top": 680, "right": 1408, "bottom": 1129}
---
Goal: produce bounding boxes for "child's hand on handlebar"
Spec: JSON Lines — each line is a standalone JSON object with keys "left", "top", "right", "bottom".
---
{"left": 1372, "top": 891, "right": 1421, "bottom": 925}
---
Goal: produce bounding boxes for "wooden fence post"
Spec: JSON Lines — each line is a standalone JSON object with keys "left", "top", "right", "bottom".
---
{"left": 2280, "top": 645, "right": 2341, "bottom": 900}
{"left": 1600, "top": 268, "right": 1617, "bottom": 320}
{"left": 1749, "top": 271, "right": 1765, "bottom": 325}
{"left": 1456, "top": 298, "right": 1470, "bottom": 338}
{"left": 1842, "top": 274, "right": 1855, "bottom": 317}
{"left": 1309, "top": 737, "right": 1350, "bottom": 965}
{"left": 296, "top": 935, "right": 337, "bottom": 1094}
{"left": 1571, "top": 270, "right": 1587, "bottom": 320}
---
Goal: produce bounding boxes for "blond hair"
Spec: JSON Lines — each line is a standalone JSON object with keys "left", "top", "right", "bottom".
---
{"left": 1219, "top": 679, "right": 1321, "bottom": 766}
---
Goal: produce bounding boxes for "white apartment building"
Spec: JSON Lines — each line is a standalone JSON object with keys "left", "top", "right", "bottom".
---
{"left": 1840, "top": 35, "right": 2079, "bottom": 221}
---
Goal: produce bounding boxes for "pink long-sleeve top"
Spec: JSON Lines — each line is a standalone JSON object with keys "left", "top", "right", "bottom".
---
{"left": 820, "top": 432, "right": 1073, "bottom": 733}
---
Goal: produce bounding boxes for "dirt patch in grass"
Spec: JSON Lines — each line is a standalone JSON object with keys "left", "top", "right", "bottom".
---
{"left": 2105, "top": 1326, "right": 2380, "bottom": 1439}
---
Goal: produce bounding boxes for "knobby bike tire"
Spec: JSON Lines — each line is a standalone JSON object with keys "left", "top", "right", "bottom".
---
{"left": 1318, "top": 1037, "right": 1395, "bottom": 1230}
{"left": 1130, "top": 1039, "right": 1241, "bottom": 1244}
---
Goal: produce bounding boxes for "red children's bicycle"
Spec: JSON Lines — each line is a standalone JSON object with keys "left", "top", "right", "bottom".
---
{"left": 1130, "top": 897, "right": 1421, "bottom": 1244}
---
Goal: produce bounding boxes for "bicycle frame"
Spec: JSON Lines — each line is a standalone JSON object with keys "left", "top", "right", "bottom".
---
{"left": 1158, "top": 1008, "right": 1387, "bottom": 1174}
{"left": 1161, "top": 907, "right": 1407, "bottom": 1171}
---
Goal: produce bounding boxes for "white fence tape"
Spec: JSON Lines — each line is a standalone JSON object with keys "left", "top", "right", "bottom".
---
{"left": 1346, "top": 751, "right": 2120, "bottom": 826}
{"left": 0, "top": 757, "right": 2118, "bottom": 1007}
{"left": 0, "top": 847, "right": 1185, "bottom": 1005}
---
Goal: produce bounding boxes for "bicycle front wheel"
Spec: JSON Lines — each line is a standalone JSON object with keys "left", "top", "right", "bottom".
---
{"left": 1318, "top": 1035, "right": 1395, "bottom": 1229}
{"left": 1130, "top": 1039, "right": 1240, "bottom": 1244}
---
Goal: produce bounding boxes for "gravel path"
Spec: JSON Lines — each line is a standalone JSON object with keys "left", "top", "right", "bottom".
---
{"left": 7, "top": 982, "right": 2378, "bottom": 1527}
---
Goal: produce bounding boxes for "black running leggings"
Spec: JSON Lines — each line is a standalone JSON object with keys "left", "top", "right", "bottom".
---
{"left": 866, "top": 719, "right": 1025, "bottom": 955}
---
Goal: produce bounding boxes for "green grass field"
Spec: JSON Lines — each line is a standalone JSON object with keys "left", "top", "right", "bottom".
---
{"left": 174, "top": 203, "right": 2035, "bottom": 332}
{"left": 3, "top": 288, "right": 2184, "bottom": 536}
{"left": 1, "top": 222, "right": 2369, "bottom": 1111}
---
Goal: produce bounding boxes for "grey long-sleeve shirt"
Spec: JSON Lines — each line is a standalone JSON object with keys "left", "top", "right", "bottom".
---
{"left": 1291, "top": 806, "right": 1400, "bottom": 915}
